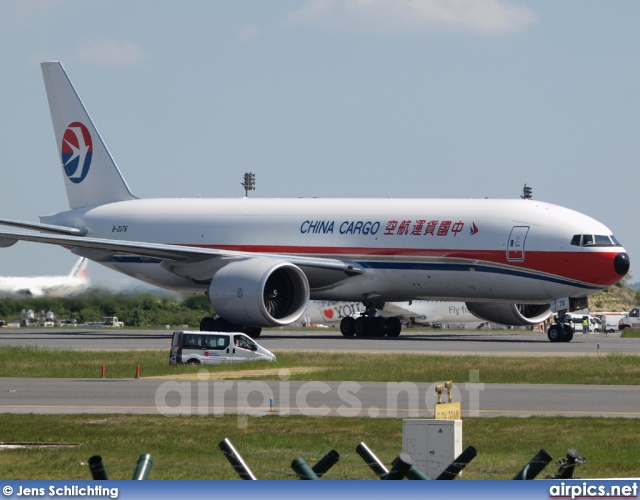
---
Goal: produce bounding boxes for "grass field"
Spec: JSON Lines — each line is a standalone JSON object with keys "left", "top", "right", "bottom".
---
{"left": 1, "top": 414, "right": 638, "bottom": 480}
{"left": 1, "top": 346, "right": 640, "bottom": 385}
{"left": 1, "top": 347, "right": 640, "bottom": 479}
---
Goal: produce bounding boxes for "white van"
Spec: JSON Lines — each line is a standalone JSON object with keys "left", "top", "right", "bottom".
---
{"left": 598, "top": 313, "right": 627, "bottom": 333}
{"left": 565, "top": 314, "right": 600, "bottom": 333}
{"left": 169, "top": 331, "right": 276, "bottom": 365}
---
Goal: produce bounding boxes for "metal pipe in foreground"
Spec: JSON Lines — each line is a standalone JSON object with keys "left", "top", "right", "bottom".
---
{"left": 292, "top": 457, "right": 319, "bottom": 480}
{"left": 218, "top": 438, "right": 257, "bottom": 480}
{"left": 513, "top": 449, "right": 553, "bottom": 480}
{"left": 88, "top": 455, "right": 108, "bottom": 480}
{"left": 437, "top": 445, "right": 478, "bottom": 480}
{"left": 383, "top": 453, "right": 414, "bottom": 480}
{"left": 132, "top": 454, "right": 153, "bottom": 480}
{"left": 356, "top": 442, "right": 389, "bottom": 479}
{"left": 312, "top": 449, "right": 340, "bottom": 478}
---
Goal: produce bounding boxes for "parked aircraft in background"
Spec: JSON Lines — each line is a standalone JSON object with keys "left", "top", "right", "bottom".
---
{"left": 301, "top": 300, "right": 487, "bottom": 330}
{"left": 0, "top": 257, "right": 89, "bottom": 298}
{"left": 0, "top": 62, "right": 630, "bottom": 343}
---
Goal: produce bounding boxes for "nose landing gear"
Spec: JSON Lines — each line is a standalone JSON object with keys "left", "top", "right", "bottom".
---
{"left": 547, "top": 313, "right": 574, "bottom": 343}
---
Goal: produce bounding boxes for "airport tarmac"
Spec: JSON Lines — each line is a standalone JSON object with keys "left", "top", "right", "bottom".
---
{"left": 0, "top": 328, "right": 637, "bottom": 356}
{"left": 1, "top": 377, "right": 639, "bottom": 418}
{"left": 0, "top": 328, "right": 639, "bottom": 418}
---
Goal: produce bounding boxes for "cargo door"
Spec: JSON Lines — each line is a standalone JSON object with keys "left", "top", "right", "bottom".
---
{"left": 507, "top": 226, "right": 529, "bottom": 262}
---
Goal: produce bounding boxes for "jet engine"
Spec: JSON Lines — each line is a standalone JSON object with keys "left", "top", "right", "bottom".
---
{"left": 208, "top": 258, "right": 310, "bottom": 327}
{"left": 465, "top": 302, "right": 552, "bottom": 326}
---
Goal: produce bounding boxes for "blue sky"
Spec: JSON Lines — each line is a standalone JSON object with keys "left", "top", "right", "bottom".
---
{"left": 0, "top": 0, "right": 638, "bottom": 289}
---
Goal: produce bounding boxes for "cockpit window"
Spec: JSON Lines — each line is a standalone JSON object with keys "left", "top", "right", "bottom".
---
{"left": 570, "top": 234, "right": 621, "bottom": 247}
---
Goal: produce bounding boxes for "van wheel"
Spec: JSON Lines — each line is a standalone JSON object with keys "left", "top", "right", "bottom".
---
{"left": 186, "top": 359, "right": 200, "bottom": 365}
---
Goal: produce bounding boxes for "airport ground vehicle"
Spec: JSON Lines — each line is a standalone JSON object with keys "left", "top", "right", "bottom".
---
{"left": 618, "top": 308, "right": 640, "bottom": 330}
{"left": 598, "top": 313, "right": 627, "bottom": 333}
{"left": 169, "top": 331, "right": 276, "bottom": 365}
{"left": 565, "top": 313, "right": 601, "bottom": 333}
{"left": 102, "top": 316, "right": 124, "bottom": 327}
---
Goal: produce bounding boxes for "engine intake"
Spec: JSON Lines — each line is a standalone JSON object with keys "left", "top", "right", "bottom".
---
{"left": 208, "top": 258, "right": 309, "bottom": 328}
{"left": 465, "top": 302, "right": 551, "bottom": 326}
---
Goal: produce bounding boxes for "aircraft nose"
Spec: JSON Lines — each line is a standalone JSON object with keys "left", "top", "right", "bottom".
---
{"left": 614, "top": 252, "right": 630, "bottom": 276}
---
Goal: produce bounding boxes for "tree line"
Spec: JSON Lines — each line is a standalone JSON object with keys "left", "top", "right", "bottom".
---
{"left": 0, "top": 289, "right": 213, "bottom": 327}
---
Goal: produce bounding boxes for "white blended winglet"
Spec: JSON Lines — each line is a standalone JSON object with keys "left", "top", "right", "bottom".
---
{"left": 41, "top": 61, "right": 137, "bottom": 209}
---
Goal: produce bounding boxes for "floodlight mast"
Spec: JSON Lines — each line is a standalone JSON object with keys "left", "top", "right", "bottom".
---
{"left": 242, "top": 172, "right": 256, "bottom": 197}
{"left": 521, "top": 184, "right": 532, "bottom": 200}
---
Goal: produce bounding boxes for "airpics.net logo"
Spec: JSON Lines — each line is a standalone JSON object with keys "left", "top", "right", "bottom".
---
{"left": 61, "top": 122, "right": 92, "bottom": 184}
{"left": 153, "top": 368, "right": 485, "bottom": 429}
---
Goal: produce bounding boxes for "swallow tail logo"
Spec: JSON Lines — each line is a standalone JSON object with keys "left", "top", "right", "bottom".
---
{"left": 61, "top": 122, "right": 93, "bottom": 183}
{"left": 469, "top": 222, "right": 479, "bottom": 235}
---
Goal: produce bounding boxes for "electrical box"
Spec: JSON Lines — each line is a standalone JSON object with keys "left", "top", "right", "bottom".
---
{"left": 402, "top": 419, "right": 462, "bottom": 479}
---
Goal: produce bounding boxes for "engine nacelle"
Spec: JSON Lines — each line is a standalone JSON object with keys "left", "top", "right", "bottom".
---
{"left": 208, "top": 258, "right": 310, "bottom": 328}
{"left": 465, "top": 302, "right": 552, "bottom": 326}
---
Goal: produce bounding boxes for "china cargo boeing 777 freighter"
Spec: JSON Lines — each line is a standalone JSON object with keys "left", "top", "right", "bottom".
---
{"left": 0, "top": 62, "right": 630, "bottom": 342}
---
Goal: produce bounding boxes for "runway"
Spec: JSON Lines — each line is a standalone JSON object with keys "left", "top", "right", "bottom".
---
{"left": 1, "top": 328, "right": 638, "bottom": 418}
{"left": 2, "top": 378, "right": 639, "bottom": 418}
{"left": 0, "top": 328, "right": 637, "bottom": 356}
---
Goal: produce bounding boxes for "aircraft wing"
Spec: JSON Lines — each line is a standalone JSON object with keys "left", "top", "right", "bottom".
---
{"left": 0, "top": 229, "right": 362, "bottom": 275}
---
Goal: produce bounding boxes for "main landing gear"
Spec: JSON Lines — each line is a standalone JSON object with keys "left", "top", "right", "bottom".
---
{"left": 547, "top": 314, "right": 574, "bottom": 343}
{"left": 199, "top": 315, "right": 262, "bottom": 339}
{"left": 339, "top": 303, "right": 402, "bottom": 338}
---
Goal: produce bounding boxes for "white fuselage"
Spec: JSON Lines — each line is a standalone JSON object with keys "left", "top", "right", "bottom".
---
{"left": 0, "top": 275, "right": 88, "bottom": 298}
{"left": 303, "top": 300, "right": 480, "bottom": 326}
{"left": 42, "top": 197, "right": 623, "bottom": 304}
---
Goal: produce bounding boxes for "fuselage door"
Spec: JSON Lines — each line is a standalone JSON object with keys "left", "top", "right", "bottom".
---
{"left": 507, "top": 226, "right": 529, "bottom": 262}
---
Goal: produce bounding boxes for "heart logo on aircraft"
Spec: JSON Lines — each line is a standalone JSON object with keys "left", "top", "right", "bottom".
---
{"left": 323, "top": 309, "right": 334, "bottom": 319}
{"left": 61, "top": 122, "right": 92, "bottom": 184}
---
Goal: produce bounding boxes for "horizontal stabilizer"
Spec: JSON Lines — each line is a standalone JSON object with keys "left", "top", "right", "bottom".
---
{"left": 0, "top": 218, "right": 87, "bottom": 236}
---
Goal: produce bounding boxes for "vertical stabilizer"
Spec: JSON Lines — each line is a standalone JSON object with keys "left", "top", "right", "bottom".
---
{"left": 41, "top": 62, "right": 137, "bottom": 209}
{"left": 69, "top": 257, "right": 89, "bottom": 279}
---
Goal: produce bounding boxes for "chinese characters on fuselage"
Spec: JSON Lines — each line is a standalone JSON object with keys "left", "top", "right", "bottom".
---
{"left": 300, "top": 219, "right": 470, "bottom": 237}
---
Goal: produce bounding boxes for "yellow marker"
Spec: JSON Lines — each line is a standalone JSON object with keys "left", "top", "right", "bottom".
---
{"left": 435, "top": 384, "right": 444, "bottom": 405}
{"left": 445, "top": 380, "right": 453, "bottom": 403}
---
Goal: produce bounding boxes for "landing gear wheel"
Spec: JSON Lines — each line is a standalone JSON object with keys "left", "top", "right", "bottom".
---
{"left": 340, "top": 317, "right": 356, "bottom": 336}
{"left": 562, "top": 324, "right": 574, "bottom": 343}
{"left": 245, "top": 326, "right": 262, "bottom": 339}
{"left": 213, "top": 317, "right": 231, "bottom": 332}
{"left": 354, "top": 317, "right": 369, "bottom": 336}
{"left": 373, "top": 317, "right": 388, "bottom": 337}
{"left": 200, "top": 317, "right": 214, "bottom": 332}
{"left": 386, "top": 317, "right": 402, "bottom": 337}
{"left": 547, "top": 324, "right": 562, "bottom": 342}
